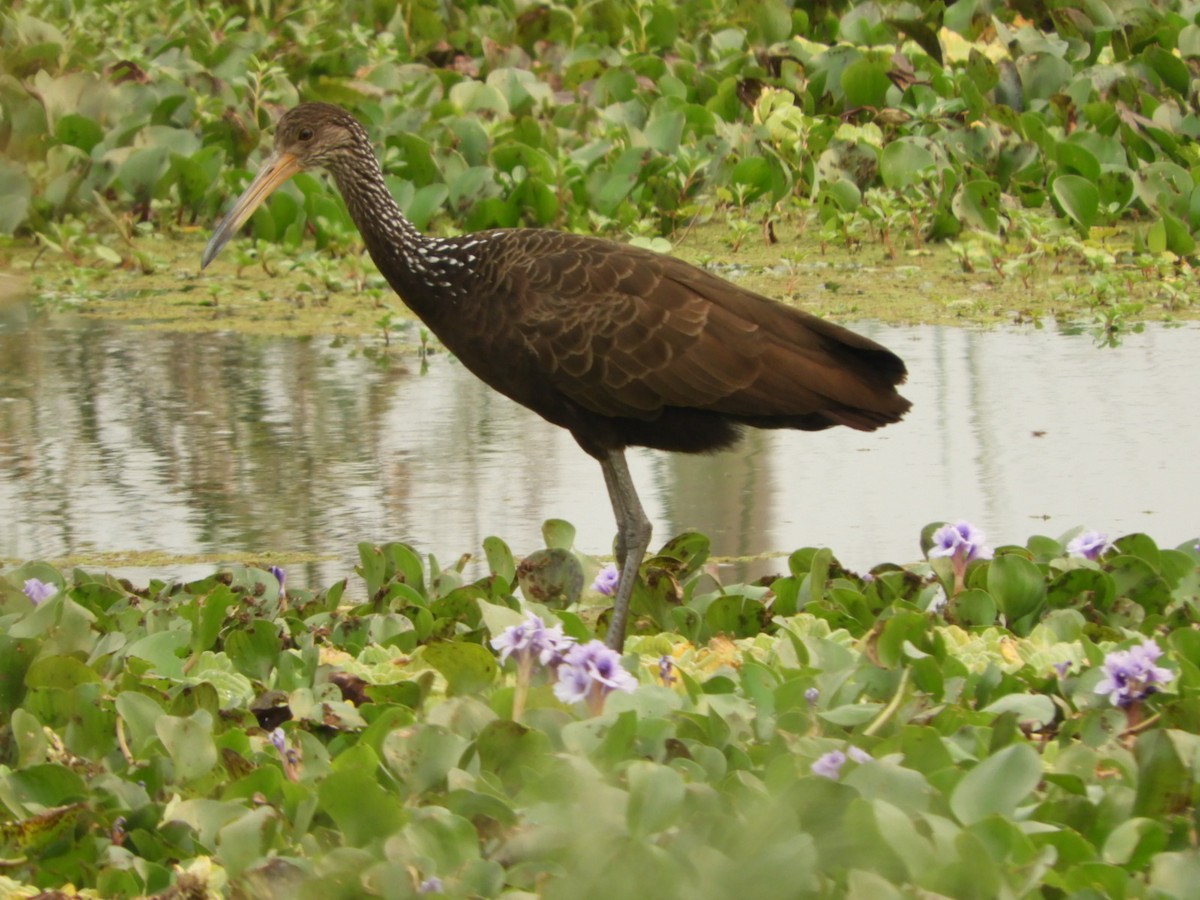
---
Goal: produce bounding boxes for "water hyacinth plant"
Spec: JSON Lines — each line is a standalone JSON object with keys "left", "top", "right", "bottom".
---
{"left": 1, "top": 523, "right": 1198, "bottom": 896}
{"left": 490, "top": 611, "right": 576, "bottom": 720}
{"left": 812, "top": 746, "right": 871, "bottom": 780}
{"left": 553, "top": 640, "right": 638, "bottom": 715}
{"left": 591, "top": 563, "right": 619, "bottom": 597}
{"left": 1067, "top": 530, "right": 1110, "bottom": 560}
{"left": 1095, "top": 639, "right": 1174, "bottom": 712}
{"left": 928, "top": 520, "right": 993, "bottom": 564}
{"left": 22, "top": 577, "right": 56, "bottom": 604}
{"left": 928, "top": 519, "right": 992, "bottom": 597}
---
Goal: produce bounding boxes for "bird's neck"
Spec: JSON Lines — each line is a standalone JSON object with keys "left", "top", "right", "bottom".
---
{"left": 328, "top": 156, "right": 451, "bottom": 303}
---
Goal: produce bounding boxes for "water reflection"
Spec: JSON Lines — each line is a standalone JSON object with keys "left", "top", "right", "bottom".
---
{"left": 1, "top": 303, "right": 1197, "bottom": 591}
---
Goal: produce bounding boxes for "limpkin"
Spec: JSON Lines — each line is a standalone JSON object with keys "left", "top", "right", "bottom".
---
{"left": 202, "top": 103, "right": 911, "bottom": 651}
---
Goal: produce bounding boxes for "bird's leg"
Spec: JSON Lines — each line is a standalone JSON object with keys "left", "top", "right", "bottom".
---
{"left": 599, "top": 449, "right": 652, "bottom": 651}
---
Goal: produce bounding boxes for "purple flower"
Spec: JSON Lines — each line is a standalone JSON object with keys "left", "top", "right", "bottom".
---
{"left": 591, "top": 564, "right": 620, "bottom": 597}
{"left": 269, "top": 566, "right": 286, "bottom": 589}
{"left": 553, "top": 640, "right": 637, "bottom": 706}
{"left": 418, "top": 877, "right": 443, "bottom": 894}
{"left": 490, "top": 612, "right": 575, "bottom": 667}
{"left": 847, "top": 746, "right": 872, "bottom": 764}
{"left": 1067, "top": 531, "right": 1109, "bottom": 561}
{"left": 269, "top": 727, "right": 287, "bottom": 754}
{"left": 812, "top": 750, "right": 846, "bottom": 780}
{"left": 22, "top": 578, "right": 57, "bottom": 605}
{"left": 812, "top": 746, "right": 870, "bottom": 779}
{"left": 928, "top": 521, "right": 993, "bottom": 563}
{"left": 1053, "top": 661, "right": 1072, "bottom": 678}
{"left": 1095, "top": 639, "right": 1174, "bottom": 707}
{"left": 658, "top": 655, "right": 675, "bottom": 686}
{"left": 804, "top": 687, "right": 820, "bottom": 706}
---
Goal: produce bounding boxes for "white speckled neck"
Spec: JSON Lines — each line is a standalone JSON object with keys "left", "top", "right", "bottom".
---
{"left": 327, "top": 136, "right": 493, "bottom": 299}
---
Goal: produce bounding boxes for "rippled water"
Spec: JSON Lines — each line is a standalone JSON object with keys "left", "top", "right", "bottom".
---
{"left": 2, "top": 301, "right": 1197, "bottom": 591}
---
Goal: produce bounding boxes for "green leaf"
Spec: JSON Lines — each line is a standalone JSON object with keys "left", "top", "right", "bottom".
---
{"left": 317, "top": 766, "right": 407, "bottom": 846}
{"left": 591, "top": 147, "right": 651, "bottom": 216}
{"left": 1158, "top": 210, "right": 1196, "bottom": 256}
{"left": 841, "top": 58, "right": 893, "bottom": 109}
{"left": 1053, "top": 174, "right": 1099, "bottom": 233}
{"left": 950, "top": 743, "right": 1042, "bottom": 825}
{"left": 643, "top": 109, "right": 685, "bottom": 154}
{"left": 987, "top": 555, "right": 1047, "bottom": 633}
{"left": 421, "top": 641, "right": 497, "bottom": 696}
{"left": 954, "top": 588, "right": 997, "bottom": 627}
{"left": 983, "top": 693, "right": 1056, "bottom": 729}
{"left": 156, "top": 710, "right": 218, "bottom": 782}
{"left": 704, "top": 595, "right": 768, "bottom": 639}
{"left": 475, "top": 719, "right": 554, "bottom": 793}
{"left": 0, "top": 764, "right": 87, "bottom": 812}
{"left": 626, "top": 760, "right": 685, "bottom": 836}
{"left": 0, "top": 160, "right": 31, "bottom": 234}
{"left": 1055, "top": 142, "right": 1100, "bottom": 183}
{"left": 382, "top": 724, "right": 470, "bottom": 796}
{"left": 395, "top": 806, "right": 482, "bottom": 872}
{"left": 1103, "top": 816, "right": 1168, "bottom": 867}
{"left": 115, "top": 691, "right": 165, "bottom": 754}
{"left": 954, "top": 179, "right": 1002, "bottom": 232}
{"left": 483, "top": 536, "right": 517, "bottom": 584}
{"left": 54, "top": 113, "right": 103, "bottom": 153}
{"left": 541, "top": 518, "right": 576, "bottom": 550}
{"left": 403, "top": 183, "right": 449, "bottom": 232}
{"left": 880, "top": 138, "right": 935, "bottom": 189}
{"left": 125, "top": 630, "right": 191, "bottom": 679}
{"left": 1144, "top": 47, "right": 1190, "bottom": 95}
{"left": 1134, "top": 730, "right": 1193, "bottom": 817}
{"left": 216, "top": 806, "right": 277, "bottom": 877}
{"left": 516, "top": 547, "right": 583, "bottom": 607}
{"left": 10, "top": 709, "right": 47, "bottom": 768}
{"left": 24, "top": 655, "right": 101, "bottom": 690}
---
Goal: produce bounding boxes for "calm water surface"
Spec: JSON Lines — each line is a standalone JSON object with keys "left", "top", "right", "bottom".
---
{"left": 1, "top": 302, "right": 1197, "bottom": 590}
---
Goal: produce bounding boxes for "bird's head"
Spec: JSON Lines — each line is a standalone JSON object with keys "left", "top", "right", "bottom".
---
{"left": 202, "top": 103, "right": 368, "bottom": 269}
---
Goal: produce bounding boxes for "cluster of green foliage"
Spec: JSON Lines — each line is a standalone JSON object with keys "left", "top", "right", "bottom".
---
{"left": 2, "top": 521, "right": 1199, "bottom": 897}
{"left": 7, "top": 0, "right": 1200, "bottom": 265}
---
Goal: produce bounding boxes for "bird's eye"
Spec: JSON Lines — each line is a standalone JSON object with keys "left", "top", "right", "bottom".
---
{"left": 298, "top": 127, "right": 314, "bottom": 142}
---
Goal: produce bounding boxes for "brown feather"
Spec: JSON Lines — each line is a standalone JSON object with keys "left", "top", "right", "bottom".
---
{"left": 422, "top": 231, "right": 910, "bottom": 455}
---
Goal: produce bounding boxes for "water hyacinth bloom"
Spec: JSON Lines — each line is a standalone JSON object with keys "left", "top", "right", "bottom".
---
{"left": 812, "top": 750, "right": 846, "bottom": 780}
{"left": 269, "top": 727, "right": 287, "bottom": 755}
{"left": 804, "top": 687, "right": 820, "bottom": 706}
{"left": 418, "top": 877, "right": 443, "bottom": 894}
{"left": 1067, "top": 531, "right": 1110, "bottom": 560}
{"left": 928, "top": 521, "right": 993, "bottom": 563}
{"left": 591, "top": 563, "right": 619, "bottom": 597}
{"left": 269, "top": 565, "right": 286, "bottom": 589}
{"left": 812, "top": 747, "right": 870, "bottom": 780}
{"left": 658, "top": 654, "right": 675, "bottom": 687}
{"left": 490, "top": 612, "right": 574, "bottom": 667}
{"left": 929, "top": 520, "right": 992, "bottom": 600}
{"left": 554, "top": 639, "right": 637, "bottom": 713}
{"left": 22, "top": 578, "right": 57, "bottom": 605}
{"left": 847, "top": 746, "right": 872, "bottom": 764}
{"left": 1095, "top": 639, "right": 1174, "bottom": 708}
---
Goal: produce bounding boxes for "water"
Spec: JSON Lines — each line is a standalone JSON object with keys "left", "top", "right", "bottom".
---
{"left": 2, "top": 302, "right": 1198, "bottom": 591}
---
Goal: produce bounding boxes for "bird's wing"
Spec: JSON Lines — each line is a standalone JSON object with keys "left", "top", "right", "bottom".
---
{"left": 497, "top": 234, "right": 904, "bottom": 423}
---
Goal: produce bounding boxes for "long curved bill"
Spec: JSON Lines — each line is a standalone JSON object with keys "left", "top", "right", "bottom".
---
{"left": 201, "top": 150, "right": 302, "bottom": 269}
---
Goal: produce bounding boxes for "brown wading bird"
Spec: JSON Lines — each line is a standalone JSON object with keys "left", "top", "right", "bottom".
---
{"left": 202, "top": 103, "right": 911, "bottom": 651}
